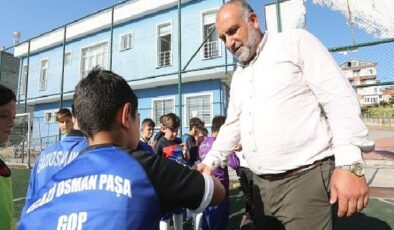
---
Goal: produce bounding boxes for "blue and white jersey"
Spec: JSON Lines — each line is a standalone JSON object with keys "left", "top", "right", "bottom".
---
{"left": 25, "top": 130, "right": 87, "bottom": 201}
{"left": 19, "top": 145, "right": 213, "bottom": 229}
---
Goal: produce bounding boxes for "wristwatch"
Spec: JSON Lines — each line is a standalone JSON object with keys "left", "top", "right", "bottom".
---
{"left": 337, "top": 162, "right": 365, "bottom": 176}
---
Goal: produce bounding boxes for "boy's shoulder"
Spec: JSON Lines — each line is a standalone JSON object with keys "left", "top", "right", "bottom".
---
{"left": 201, "top": 136, "right": 215, "bottom": 145}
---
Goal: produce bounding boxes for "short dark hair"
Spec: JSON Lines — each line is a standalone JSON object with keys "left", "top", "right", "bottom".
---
{"left": 141, "top": 118, "right": 155, "bottom": 128}
{"left": 0, "top": 84, "right": 16, "bottom": 106}
{"left": 56, "top": 108, "right": 72, "bottom": 122}
{"left": 189, "top": 117, "right": 204, "bottom": 130}
{"left": 195, "top": 126, "right": 208, "bottom": 136}
{"left": 73, "top": 67, "right": 138, "bottom": 137}
{"left": 211, "top": 116, "right": 226, "bottom": 133}
{"left": 162, "top": 113, "right": 180, "bottom": 129}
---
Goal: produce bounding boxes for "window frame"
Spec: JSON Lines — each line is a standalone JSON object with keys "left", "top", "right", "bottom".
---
{"left": 20, "top": 65, "right": 28, "bottom": 95}
{"left": 184, "top": 92, "right": 213, "bottom": 127}
{"left": 201, "top": 8, "right": 221, "bottom": 59}
{"left": 156, "top": 21, "right": 173, "bottom": 68}
{"left": 79, "top": 40, "right": 109, "bottom": 79}
{"left": 151, "top": 96, "right": 176, "bottom": 127}
{"left": 39, "top": 58, "right": 49, "bottom": 91}
{"left": 43, "top": 110, "right": 56, "bottom": 124}
{"left": 119, "top": 32, "right": 133, "bottom": 51}
{"left": 64, "top": 51, "right": 72, "bottom": 67}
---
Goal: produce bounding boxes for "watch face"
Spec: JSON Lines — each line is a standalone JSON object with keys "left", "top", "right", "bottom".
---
{"left": 353, "top": 163, "right": 365, "bottom": 176}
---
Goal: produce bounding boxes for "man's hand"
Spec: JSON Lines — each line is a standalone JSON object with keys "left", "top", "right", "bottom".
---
{"left": 195, "top": 163, "right": 213, "bottom": 175}
{"left": 330, "top": 168, "right": 369, "bottom": 217}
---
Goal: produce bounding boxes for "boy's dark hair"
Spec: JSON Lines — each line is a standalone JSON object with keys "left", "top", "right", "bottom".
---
{"left": 162, "top": 113, "right": 180, "bottom": 129}
{"left": 159, "top": 115, "right": 165, "bottom": 125}
{"left": 141, "top": 118, "right": 155, "bottom": 128}
{"left": 189, "top": 117, "right": 204, "bottom": 130}
{"left": 73, "top": 67, "right": 138, "bottom": 137}
{"left": 211, "top": 116, "right": 226, "bottom": 133}
{"left": 196, "top": 126, "right": 208, "bottom": 136}
{"left": 56, "top": 108, "right": 72, "bottom": 122}
{"left": 0, "top": 84, "right": 16, "bottom": 106}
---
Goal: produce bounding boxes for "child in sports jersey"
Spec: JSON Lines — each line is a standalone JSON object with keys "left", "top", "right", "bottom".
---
{"left": 195, "top": 116, "right": 236, "bottom": 230}
{"left": 140, "top": 118, "right": 155, "bottom": 144}
{"left": 0, "top": 84, "right": 16, "bottom": 230}
{"left": 184, "top": 117, "right": 204, "bottom": 166}
{"left": 18, "top": 67, "right": 225, "bottom": 230}
{"left": 56, "top": 108, "right": 73, "bottom": 135}
{"left": 151, "top": 115, "right": 165, "bottom": 150}
{"left": 138, "top": 118, "right": 156, "bottom": 154}
{"left": 24, "top": 104, "right": 88, "bottom": 202}
{"left": 155, "top": 112, "right": 188, "bottom": 230}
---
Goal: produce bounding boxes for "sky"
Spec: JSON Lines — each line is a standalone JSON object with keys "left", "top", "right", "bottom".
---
{"left": 0, "top": 0, "right": 392, "bottom": 82}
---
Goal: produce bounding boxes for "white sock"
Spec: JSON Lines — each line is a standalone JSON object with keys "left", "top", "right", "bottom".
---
{"left": 159, "top": 219, "right": 170, "bottom": 230}
{"left": 173, "top": 213, "right": 183, "bottom": 230}
{"left": 194, "top": 212, "right": 203, "bottom": 230}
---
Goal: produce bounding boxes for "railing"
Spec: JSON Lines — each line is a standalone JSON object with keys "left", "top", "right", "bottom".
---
{"left": 363, "top": 117, "right": 394, "bottom": 129}
{"left": 203, "top": 40, "right": 219, "bottom": 59}
{"left": 158, "top": 51, "right": 171, "bottom": 67}
{"left": 39, "top": 80, "right": 47, "bottom": 91}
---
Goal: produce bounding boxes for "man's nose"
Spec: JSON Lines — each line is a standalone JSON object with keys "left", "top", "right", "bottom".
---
{"left": 225, "top": 36, "right": 235, "bottom": 50}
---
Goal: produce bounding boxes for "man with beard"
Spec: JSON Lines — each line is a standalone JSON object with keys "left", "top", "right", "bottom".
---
{"left": 197, "top": 0, "right": 373, "bottom": 229}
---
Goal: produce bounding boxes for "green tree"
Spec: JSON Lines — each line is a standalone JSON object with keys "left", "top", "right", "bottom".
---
{"left": 389, "top": 95, "right": 394, "bottom": 105}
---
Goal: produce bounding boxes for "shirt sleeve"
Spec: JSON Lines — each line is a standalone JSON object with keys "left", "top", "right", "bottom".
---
{"left": 130, "top": 150, "right": 213, "bottom": 214}
{"left": 202, "top": 78, "right": 242, "bottom": 168}
{"left": 297, "top": 29, "right": 374, "bottom": 166}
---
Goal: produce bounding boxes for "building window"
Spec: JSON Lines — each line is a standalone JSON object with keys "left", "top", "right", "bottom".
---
{"left": 39, "top": 59, "right": 48, "bottom": 91}
{"left": 120, "top": 32, "right": 133, "bottom": 51}
{"left": 44, "top": 110, "right": 56, "bottom": 123}
{"left": 185, "top": 93, "right": 212, "bottom": 126}
{"left": 80, "top": 42, "right": 108, "bottom": 78}
{"left": 64, "top": 52, "right": 72, "bottom": 66}
{"left": 157, "top": 23, "right": 172, "bottom": 67}
{"left": 152, "top": 98, "right": 175, "bottom": 126}
{"left": 20, "top": 65, "right": 27, "bottom": 95}
{"left": 202, "top": 10, "right": 219, "bottom": 58}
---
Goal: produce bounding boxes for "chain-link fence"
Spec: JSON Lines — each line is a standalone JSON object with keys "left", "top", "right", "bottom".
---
{"left": 0, "top": 114, "right": 58, "bottom": 168}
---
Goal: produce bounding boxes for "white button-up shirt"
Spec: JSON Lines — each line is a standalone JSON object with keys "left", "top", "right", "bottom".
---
{"left": 202, "top": 29, "right": 373, "bottom": 175}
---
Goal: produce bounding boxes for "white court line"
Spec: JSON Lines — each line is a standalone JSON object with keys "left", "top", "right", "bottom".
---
{"left": 13, "top": 197, "right": 26, "bottom": 202}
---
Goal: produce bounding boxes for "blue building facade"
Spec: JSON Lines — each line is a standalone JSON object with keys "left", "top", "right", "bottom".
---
{"left": 14, "top": 0, "right": 235, "bottom": 147}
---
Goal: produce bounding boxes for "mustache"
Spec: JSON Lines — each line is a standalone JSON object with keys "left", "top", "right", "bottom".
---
{"left": 230, "top": 43, "right": 242, "bottom": 53}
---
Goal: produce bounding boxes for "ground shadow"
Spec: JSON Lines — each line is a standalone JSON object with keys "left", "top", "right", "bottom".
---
{"left": 334, "top": 212, "right": 391, "bottom": 230}
{"left": 373, "top": 150, "right": 394, "bottom": 160}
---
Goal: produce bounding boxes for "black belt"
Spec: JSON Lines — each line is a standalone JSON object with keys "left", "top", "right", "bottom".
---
{"left": 258, "top": 156, "right": 334, "bottom": 181}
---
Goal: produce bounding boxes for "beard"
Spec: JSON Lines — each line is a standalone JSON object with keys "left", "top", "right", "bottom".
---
{"left": 232, "top": 25, "right": 260, "bottom": 63}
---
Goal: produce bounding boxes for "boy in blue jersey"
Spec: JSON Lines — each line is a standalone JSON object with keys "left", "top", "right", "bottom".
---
{"left": 55, "top": 108, "right": 73, "bottom": 135}
{"left": 18, "top": 67, "right": 225, "bottom": 230}
{"left": 155, "top": 113, "right": 188, "bottom": 230}
{"left": 24, "top": 105, "right": 88, "bottom": 202}
{"left": 140, "top": 118, "right": 155, "bottom": 144}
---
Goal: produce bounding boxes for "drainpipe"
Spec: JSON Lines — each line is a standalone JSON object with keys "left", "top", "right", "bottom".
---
{"left": 177, "top": 0, "right": 183, "bottom": 136}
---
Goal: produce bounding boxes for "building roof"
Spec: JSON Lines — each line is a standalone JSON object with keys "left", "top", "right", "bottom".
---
{"left": 14, "top": 0, "right": 192, "bottom": 57}
{"left": 339, "top": 58, "right": 377, "bottom": 68}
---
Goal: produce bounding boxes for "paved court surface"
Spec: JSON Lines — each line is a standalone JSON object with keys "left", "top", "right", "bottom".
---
{"left": 363, "top": 127, "right": 394, "bottom": 198}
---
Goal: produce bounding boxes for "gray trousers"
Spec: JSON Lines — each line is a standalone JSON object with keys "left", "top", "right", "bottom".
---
{"left": 253, "top": 157, "right": 335, "bottom": 230}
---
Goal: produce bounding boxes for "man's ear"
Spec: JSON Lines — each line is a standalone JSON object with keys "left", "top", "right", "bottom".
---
{"left": 249, "top": 12, "right": 259, "bottom": 30}
{"left": 118, "top": 103, "right": 132, "bottom": 129}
